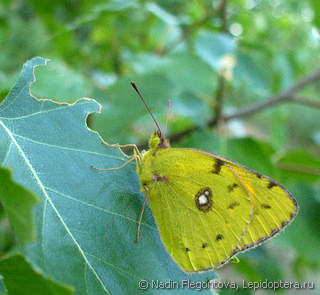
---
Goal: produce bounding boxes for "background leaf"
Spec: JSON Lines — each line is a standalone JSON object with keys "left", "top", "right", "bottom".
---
{"left": 195, "top": 32, "right": 235, "bottom": 71}
{"left": 0, "top": 254, "right": 74, "bottom": 295}
{"left": 0, "top": 168, "right": 39, "bottom": 245}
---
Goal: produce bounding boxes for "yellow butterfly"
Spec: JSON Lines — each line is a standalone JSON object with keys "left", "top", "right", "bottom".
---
{"left": 101, "top": 83, "right": 298, "bottom": 273}
{"left": 136, "top": 130, "right": 298, "bottom": 272}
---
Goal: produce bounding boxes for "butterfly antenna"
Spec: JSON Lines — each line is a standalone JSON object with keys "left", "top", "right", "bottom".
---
{"left": 164, "top": 99, "right": 171, "bottom": 137}
{"left": 131, "top": 82, "right": 162, "bottom": 135}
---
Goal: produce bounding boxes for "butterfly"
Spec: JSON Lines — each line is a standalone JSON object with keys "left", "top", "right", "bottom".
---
{"left": 99, "top": 82, "right": 298, "bottom": 273}
{"left": 135, "top": 129, "right": 298, "bottom": 272}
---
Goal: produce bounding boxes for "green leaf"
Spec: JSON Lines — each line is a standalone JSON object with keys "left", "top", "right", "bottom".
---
{"left": 283, "top": 184, "right": 320, "bottom": 266}
{"left": 146, "top": 3, "right": 180, "bottom": 25}
{"left": 272, "top": 54, "right": 294, "bottom": 91}
{"left": 163, "top": 50, "right": 217, "bottom": 97}
{"left": 0, "top": 254, "right": 73, "bottom": 295}
{"left": 310, "top": 0, "right": 320, "bottom": 29}
{"left": 195, "top": 31, "right": 236, "bottom": 71}
{"left": 0, "top": 168, "right": 39, "bottom": 244}
{"left": 0, "top": 57, "right": 215, "bottom": 294}
{"left": 277, "top": 150, "right": 320, "bottom": 183}
{"left": 234, "top": 51, "right": 272, "bottom": 97}
{"left": 93, "top": 0, "right": 137, "bottom": 12}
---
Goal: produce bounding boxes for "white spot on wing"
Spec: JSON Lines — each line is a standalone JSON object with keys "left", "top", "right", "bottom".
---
{"left": 198, "top": 194, "right": 209, "bottom": 205}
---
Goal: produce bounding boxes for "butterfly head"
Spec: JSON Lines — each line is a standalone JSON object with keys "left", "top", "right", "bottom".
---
{"left": 149, "top": 131, "right": 171, "bottom": 151}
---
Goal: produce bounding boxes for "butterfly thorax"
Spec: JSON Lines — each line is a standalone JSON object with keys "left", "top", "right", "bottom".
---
{"left": 136, "top": 132, "right": 170, "bottom": 191}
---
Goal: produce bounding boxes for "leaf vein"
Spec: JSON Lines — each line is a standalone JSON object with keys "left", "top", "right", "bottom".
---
{"left": 44, "top": 186, "right": 157, "bottom": 231}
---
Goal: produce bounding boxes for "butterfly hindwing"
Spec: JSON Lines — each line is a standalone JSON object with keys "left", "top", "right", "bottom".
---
{"left": 216, "top": 157, "right": 298, "bottom": 251}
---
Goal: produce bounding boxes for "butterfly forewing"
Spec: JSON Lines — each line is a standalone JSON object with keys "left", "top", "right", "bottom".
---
{"left": 143, "top": 149, "right": 255, "bottom": 272}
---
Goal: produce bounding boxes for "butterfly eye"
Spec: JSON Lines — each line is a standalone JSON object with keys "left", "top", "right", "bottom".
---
{"left": 155, "top": 130, "right": 162, "bottom": 138}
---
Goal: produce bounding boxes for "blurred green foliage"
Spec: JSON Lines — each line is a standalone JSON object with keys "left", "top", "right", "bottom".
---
{"left": 0, "top": 254, "right": 74, "bottom": 295}
{"left": 0, "top": 168, "right": 39, "bottom": 245}
{"left": 1, "top": 0, "right": 320, "bottom": 294}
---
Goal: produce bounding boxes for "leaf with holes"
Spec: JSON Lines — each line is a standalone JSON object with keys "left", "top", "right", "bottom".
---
{"left": 0, "top": 57, "right": 215, "bottom": 294}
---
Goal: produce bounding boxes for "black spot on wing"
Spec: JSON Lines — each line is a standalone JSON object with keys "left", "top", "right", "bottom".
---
{"left": 185, "top": 247, "right": 190, "bottom": 252}
{"left": 202, "top": 242, "right": 207, "bottom": 249}
{"left": 227, "top": 183, "right": 239, "bottom": 192}
{"left": 216, "top": 234, "right": 224, "bottom": 241}
{"left": 212, "top": 159, "right": 224, "bottom": 174}
{"left": 267, "top": 181, "right": 277, "bottom": 189}
{"left": 228, "top": 202, "right": 240, "bottom": 209}
{"left": 261, "top": 204, "right": 271, "bottom": 209}
{"left": 256, "top": 173, "right": 263, "bottom": 179}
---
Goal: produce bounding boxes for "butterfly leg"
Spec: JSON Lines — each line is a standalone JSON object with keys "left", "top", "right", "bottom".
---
{"left": 91, "top": 142, "right": 142, "bottom": 171}
{"left": 136, "top": 186, "right": 149, "bottom": 243}
{"left": 91, "top": 156, "right": 137, "bottom": 171}
{"left": 104, "top": 143, "right": 141, "bottom": 159}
